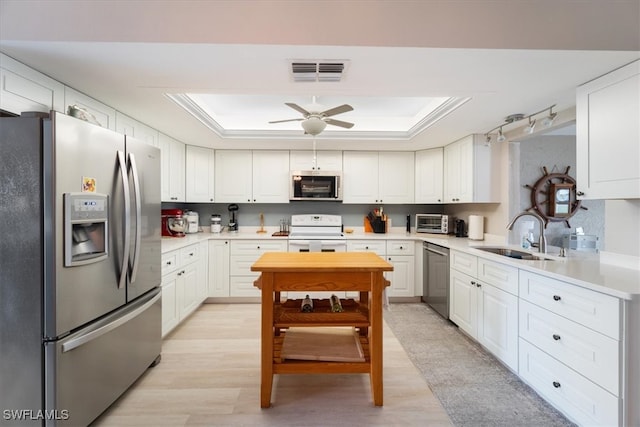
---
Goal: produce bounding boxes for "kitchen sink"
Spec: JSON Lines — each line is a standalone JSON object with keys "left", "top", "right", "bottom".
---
{"left": 473, "top": 247, "right": 555, "bottom": 261}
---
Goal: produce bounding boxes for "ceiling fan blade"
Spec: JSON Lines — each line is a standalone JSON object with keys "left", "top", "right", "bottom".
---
{"left": 269, "top": 118, "right": 304, "bottom": 124}
{"left": 285, "top": 103, "right": 310, "bottom": 116}
{"left": 321, "top": 104, "right": 353, "bottom": 117}
{"left": 324, "top": 118, "right": 354, "bottom": 129}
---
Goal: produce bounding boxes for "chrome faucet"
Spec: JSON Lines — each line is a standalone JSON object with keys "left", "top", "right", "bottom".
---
{"left": 506, "top": 211, "right": 547, "bottom": 254}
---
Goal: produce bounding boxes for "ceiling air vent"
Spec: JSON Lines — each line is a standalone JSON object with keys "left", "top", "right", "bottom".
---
{"left": 290, "top": 61, "right": 347, "bottom": 82}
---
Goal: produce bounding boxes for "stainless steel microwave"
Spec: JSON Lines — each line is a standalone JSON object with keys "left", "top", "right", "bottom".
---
{"left": 415, "top": 214, "right": 451, "bottom": 234}
{"left": 290, "top": 171, "right": 342, "bottom": 201}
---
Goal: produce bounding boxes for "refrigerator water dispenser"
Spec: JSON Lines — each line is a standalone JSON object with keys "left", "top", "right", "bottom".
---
{"left": 64, "top": 192, "right": 109, "bottom": 266}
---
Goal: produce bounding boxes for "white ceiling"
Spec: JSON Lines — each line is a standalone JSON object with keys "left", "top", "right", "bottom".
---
{"left": 0, "top": 1, "right": 638, "bottom": 150}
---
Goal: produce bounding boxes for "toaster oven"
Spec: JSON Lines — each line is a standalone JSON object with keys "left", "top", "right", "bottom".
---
{"left": 415, "top": 214, "right": 452, "bottom": 234}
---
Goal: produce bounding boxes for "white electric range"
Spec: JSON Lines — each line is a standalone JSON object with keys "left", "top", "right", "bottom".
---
{"left": 287, "top": 214, "right": 346, "bottom": 253}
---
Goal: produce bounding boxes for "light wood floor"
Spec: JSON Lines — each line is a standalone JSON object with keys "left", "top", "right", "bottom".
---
{"left": 92, "top": 304, "right": 452, "bottom": 426}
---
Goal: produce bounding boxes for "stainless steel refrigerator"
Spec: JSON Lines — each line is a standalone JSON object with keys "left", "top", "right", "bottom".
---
{"left": 0, "top": 111, "right": 162, "bottom": 426}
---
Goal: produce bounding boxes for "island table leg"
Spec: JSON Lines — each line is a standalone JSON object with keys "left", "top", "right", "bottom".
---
{"left": 260, "top": 272, "right": 274, "bottom": 408}
{"left": 369, "top": 272, "right": 384, "bottom": 406}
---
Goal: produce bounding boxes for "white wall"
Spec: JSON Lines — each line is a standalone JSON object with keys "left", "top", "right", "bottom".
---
{"left": 605, "top": 200, "right": 640, "bottom": 258}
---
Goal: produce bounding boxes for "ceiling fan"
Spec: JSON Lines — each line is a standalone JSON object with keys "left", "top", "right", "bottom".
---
{"left": 269, "top": 98, "right": 354, "bottom": 135}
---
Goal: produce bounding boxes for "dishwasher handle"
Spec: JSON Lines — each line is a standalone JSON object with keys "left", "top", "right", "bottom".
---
{"left": 425, "top": 245, "right": 449, "bottom": 257}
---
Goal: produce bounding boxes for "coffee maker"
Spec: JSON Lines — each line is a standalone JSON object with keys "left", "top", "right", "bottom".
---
{"left": 161, "top": 209, "right": 186, "bottom": 237}
{"left": 227, "top": 203, "right": 239, "bottom": 232}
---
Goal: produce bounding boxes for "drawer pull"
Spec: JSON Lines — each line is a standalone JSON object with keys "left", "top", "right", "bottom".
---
{"left": 552, "top": 295, "right": 562, "bottom": 301}
{"left": 552, "top": 334, "right": 561, "bottom": 341}
{"left": 166, "top": 261, "right": 172, "bottom": 265}
{"left": 189, "top": 252, "right": 194, "bottom": 256}
{"left": 552, "top": 381, "right": 561, "bottom": 388}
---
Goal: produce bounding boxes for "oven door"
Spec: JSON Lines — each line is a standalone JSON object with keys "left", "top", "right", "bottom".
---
{"left": 288, "top": 239, "right": 347, "bottom": 253}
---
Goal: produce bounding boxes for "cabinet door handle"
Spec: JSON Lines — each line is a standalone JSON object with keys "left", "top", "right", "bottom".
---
{"left": 166, "top": 261, "right": 172, "bottom": 266}
{"left": 552, "top": 334, "right": 561, "bottom": 341}
{"left": 553, "top": 295, "right": 562, "bottom": 301}
{"left": 476, "top": 283, "right": 481, "bottom": 288}
{"left": 577, "top": 191, "right": 585, "bottom": 196}
{"left": 257, "top": 246, "right": 261, "bottom": 249}
{"left": 552, "top": 381, "right": 561, "bottom": 388}
{"left": 470, "top": 281, "right": 476, "bottom": 285}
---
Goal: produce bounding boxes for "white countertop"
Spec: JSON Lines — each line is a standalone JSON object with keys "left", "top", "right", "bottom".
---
{"left": 162, "top": 226, "right": 640, "bottom": 300}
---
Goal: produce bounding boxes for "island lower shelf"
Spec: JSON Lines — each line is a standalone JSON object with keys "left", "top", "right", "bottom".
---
{"left": 274, "top": 298, "right": 370, "bottom": 327}
{"left": 273, "top": 329, "right": 371, "bottom": 374}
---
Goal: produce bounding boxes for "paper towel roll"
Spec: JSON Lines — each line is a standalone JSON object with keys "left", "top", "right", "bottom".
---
{"left": 468, "top": 215, "right": 484, "bottom": 240}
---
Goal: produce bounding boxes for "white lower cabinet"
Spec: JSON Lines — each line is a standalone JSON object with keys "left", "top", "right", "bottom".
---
{"left": 385, "top": 240, "right": 415, "bottom": 297}
{"left": 208, "top": 240, "right": 230, "bottom": 297}
{"left": 518, "top": 270, "right": 622, "bottom": 426}
{"left": 229, "top": 240, "right": 287, "bottom": 297}
{"left": 519, "top": 339, "right": 619, "bottom": 427}
{"left": 345, "top": 239, "right": 416, "bottom": 298}
{"left": 449, "top": 251, "right": 519, "bottom": 371}
{"left": 161, "top": 243, "right": 207, "bottom": 337}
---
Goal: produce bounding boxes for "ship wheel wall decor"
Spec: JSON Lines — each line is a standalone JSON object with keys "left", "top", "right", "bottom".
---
{"left": 524, "top": 166, "right": 587, "bottom": 228}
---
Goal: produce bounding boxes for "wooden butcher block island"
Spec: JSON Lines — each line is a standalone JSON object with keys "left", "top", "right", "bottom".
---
{"left": 251, "top": 252, "right": 393, "bottom": 408}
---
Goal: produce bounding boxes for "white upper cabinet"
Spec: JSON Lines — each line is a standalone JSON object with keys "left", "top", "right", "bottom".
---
{"left": 415, "top": 148, "right": 444, "bottom": 203}
{"left": 185, "top": 145, "right": 215, "bottom": 203}
{"left": 343, "top": 151, "right": 415, "bottom": 204}
{"left": 215, "top": 150, "right": 253, "bottom": 203}
{"left": 115, "top": 112, "right": 159, "bottom": 147}
{"left": 159, "top": 133, "right": 185, "bottom": 202}
{"left": 576, "top": 60, "right": 640, "bottom": 199}
{"left": 215, "top": 150, "right": 290, "bottom": 203}
{"left": 0, "top": 53, "right": 64, "bottom": 115}
{"left": 252, "top": 150, "right": 290, "bottom": 203}
{"left": 64, "top": 87, "right": 116, "bottom": 130}
{"left": 289, "top": 150, "right": 343, "bottom": 171}
{"left": 444, "top": 135, "right": 498, "bottom": 203}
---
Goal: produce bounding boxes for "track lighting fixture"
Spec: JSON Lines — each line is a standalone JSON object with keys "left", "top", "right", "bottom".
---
{"left": 523, "top": 117, "right": 536, "bottom": 134}
{"left": 483, "top": 104, "right": 556, "bottom": 142}
{"left": 542, "top": 106, "right": 557, "bottom": 127}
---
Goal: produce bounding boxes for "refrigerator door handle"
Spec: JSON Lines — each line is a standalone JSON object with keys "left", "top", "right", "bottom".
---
{"left": 61, "top": 289, "right": 160, "bottom": 353}
{"left": 117, "top": 150, "right": 131, "bottom": 290}
{"left": 128, "top": 152, "right": 142, "bottom": 283}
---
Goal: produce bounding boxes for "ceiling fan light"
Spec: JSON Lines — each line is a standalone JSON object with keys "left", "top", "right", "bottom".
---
{"left": 301, "top": 117, "right": 326, "bottom": 135}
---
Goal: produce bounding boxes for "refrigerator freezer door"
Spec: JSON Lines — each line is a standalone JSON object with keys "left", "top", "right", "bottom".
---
{"left": 46, "top": 113, "right": 127, "bottom": 338}
{"left": 125, "top": 136, "right": 161, "bottom": 301}
{"left": 45, "top": 288, "right": 161, "bottom": 426}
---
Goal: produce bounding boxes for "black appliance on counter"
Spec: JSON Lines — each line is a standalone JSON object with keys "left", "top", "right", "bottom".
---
{"left": 228, "top": 203, "right": 239, "bottom": 232}
{"left": 455, "top": 219, "right": 467, "bottom": 237}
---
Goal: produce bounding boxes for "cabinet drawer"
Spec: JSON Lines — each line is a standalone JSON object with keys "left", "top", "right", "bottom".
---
{"left": 477, "top": 258, "right": 518, "bottom": 296}
{"left": 180, "top": 243, "right": 200, "bottom": 265}
{"left": 230, "top": 240, "right": 287, "bottom": 255}
{"left": 519, "top": 300, "right": 619, "bottom": 395}
{"left": 519, "top": 339, "right": 619, "bottom": 427}
{"left": 386, "top": 240, "right": 415, "bottom": 256}
{"left": 519, "top": 271, "right": 621, "bottom": 339}
{"left": 347, "top": 240, "right": 386, "bottom": 256}
{"left": 230, "top": 276, "right": 261, "bottom": 297}
{"left": 450, "top": 250, "right": 477, "bottom": 276}
{"left": 161, "top": 251, "right": 179, "bottom": 275}
{"left": 230, "top": 255, "right": 261, "bottom": 276}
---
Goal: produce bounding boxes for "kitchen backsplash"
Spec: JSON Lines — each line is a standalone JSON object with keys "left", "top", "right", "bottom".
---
{"left": 161, "top": 201, "right": 445, "bottom": 230}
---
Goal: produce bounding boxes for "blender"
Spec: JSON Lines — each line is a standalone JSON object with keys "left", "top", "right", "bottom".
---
{"left": 227, "top": 203, "right": 239, "bottom": 232}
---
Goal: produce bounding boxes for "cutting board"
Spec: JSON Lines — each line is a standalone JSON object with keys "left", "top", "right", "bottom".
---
{"left": 281, "top": 327, "right": 365, "bottom": 362}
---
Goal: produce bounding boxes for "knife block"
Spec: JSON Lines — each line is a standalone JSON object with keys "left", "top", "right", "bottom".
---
{"left": 365, "top": 216, "right": 386, "bottom": 233}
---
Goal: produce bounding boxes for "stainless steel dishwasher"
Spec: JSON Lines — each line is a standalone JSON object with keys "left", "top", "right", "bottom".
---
{"left": 422, "top": 242, "right": 450, "bottom": 319}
